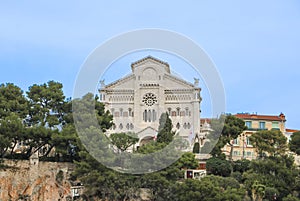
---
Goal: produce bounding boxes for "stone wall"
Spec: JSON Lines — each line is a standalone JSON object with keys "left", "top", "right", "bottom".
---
{"left": 0, "top": 159, "right": 75, "bottom": 201}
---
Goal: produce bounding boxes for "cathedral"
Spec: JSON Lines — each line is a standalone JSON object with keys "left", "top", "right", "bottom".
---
{"left": 99, "top": 56, "right": 202, "bottom": 146}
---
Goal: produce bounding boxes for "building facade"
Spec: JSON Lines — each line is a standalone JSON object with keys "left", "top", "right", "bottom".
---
{"left": 99, "top": 56, "right": 202, "bottom": 146}
{"left": 222, "top": 113, "right": 286, "bottom": 160}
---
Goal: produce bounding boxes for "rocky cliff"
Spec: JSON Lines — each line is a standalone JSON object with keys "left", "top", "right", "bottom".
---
{"left": 0, "top": 159, "right": 75, "bottom": 201}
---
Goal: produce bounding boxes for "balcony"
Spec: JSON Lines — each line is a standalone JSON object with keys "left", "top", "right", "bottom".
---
{"left": 246, "top": 128, "right": 268, "bottom": 131}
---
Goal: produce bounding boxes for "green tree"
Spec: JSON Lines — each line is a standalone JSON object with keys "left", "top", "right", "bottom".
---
{"left": 26, "top": 80, "right": 65, "bottom": 127}
{"left": 50, "top": 124, "right": 80, "bottom": 161}
{"left": 0, "top": 83, "right": 28, "bottom": 119}
{"left": 251, "top": 181, "right": 266, "bottom": 201}
{"left": 207, "top": 115, "right": 246, "bottom": 160}
{"left": 156, "top": 112, "right": 175, "bottom": 144}
{"left": 110, "top": 132, "right": 139, "bottom": 152}
{"left": 289, "top": 131, "right": 300, "bottom": 155}
{"left": 243, "top": 155, "right": 298, "bottom": 200}
{"left": 283, "top": 194, "right": 300, "bottom": 201}
{"left": 170, "top": 175, "right": 245, "bottom": 201}
{"left": 0, "top": 113, "right": 26, "bottom": 156}
{"left": 232, "top": 159, "right": 251, "bottom": 173}
{"left": 250, "top": 130, "right": 287, "bottom": 158}
{"left": 206, "top": 157, "right": 232, "bottom": 177}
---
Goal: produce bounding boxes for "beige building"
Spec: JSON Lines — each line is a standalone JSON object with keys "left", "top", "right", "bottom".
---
{"left": 99, "top": 56, "right": 202, "bottom": 146}
{"left": 222, "top": 113, "right": 286, "bottom": 160}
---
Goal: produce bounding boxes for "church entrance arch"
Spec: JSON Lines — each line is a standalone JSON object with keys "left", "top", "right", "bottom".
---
{"left": 139, "top": 136, "right": 154, "bottom": 146}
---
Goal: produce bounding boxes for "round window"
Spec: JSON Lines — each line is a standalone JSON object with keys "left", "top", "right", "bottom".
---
{"left": 142, "top": 93, "right": 157, "bottom": 106}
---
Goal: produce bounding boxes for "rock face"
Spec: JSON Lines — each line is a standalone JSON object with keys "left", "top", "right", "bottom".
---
{"left": 0, "top": 159, "right": 75, "bottom": 201}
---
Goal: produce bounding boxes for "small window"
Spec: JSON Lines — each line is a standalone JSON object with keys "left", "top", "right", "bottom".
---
{"left": 171, "top": 111, "right": 177, "bottom": 116}
{"left": 114, "top": 111, "right": 120, "bottom": 117}
{"left": 119, "top": 123, "right": 123, "bottom": 130}
{"left": 272, "top": 121, "right": 279, "bottom": 129}
{"left": 123, "top": 111, "right": 128, "bottom": 117}
{"left": 180, "top": 111, "right": 185, "bottom": 116}
{"left": 176, "top": 123, "right": 180, "bottom": 129}
{"left": 233, "top": 138, "right": 239, "bottom": 145}
{"left": 245, "top": 121, "right": 252, "bottom": 129}
{"left": 259, "top": 122, "right": 266, "bottom": 129}
{"left": 246, "top": 136, "right": 251, "bottom": 145}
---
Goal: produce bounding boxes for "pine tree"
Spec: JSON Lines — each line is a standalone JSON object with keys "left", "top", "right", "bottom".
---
{"left": 157, "top": 112, "right": 174, "bottom": 144}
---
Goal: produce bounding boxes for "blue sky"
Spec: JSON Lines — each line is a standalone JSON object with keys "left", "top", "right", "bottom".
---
{"left": 1, "top": 1, "right": 300, "bottom": 129}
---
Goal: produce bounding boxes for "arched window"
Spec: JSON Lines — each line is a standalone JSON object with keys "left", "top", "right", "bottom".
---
{"left": 152, "top": 109, "right": 156, "bottom": 121}
{"left": 167, "top": 108, "right": 171, "bottom": 115}
{"left": 176, "top": 108, "right": 180, "bottom": 116}
{"left": 148, "top": 110, "right": 152, "bottom": 122}
{"left": 128, "top": 108, "right": 132, "bottom": 117}
{"left": 130, "top": 123, "right": 134, "bottom": 130}
{"left": 185, "top": 108, "right": 189, "bottom": 116}
{"left": 183, "top": 123, "right": 187, "bottom": 129}
{"left": 119, "top": 123, "right": 123, "bottom": 130}
{"left": 126, "top": 123, "right": 130, "bottom": 130}
{"left": 143, "top": 110, "right": 147, "bottom": 122}
{"left": 187, "top": 123, "right": 191, "bottom": 129}
{"left": 176, "top": 123, "right": 180, "bottom": 129}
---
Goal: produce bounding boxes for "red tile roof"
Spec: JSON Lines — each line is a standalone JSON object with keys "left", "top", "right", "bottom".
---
{"left": 200, "top": 118, "right": 212, "bottom": 124}
{"left": 234, "top": 113, "right": 286, "bottom": 122}
{"left": 286, "top": 128, "right": 299, "bottom": 133}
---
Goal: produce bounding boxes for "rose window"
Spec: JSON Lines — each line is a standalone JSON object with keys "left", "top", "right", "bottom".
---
{"left": 142, "top": 93, "right": 157, "bottom": 106}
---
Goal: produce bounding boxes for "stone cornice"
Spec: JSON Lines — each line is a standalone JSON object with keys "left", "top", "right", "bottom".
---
{"left": 164, "top": 74, "right": 195, "bottom": 88}
{"left": 103, "top": 74, "right": 135, "bottom": 89}
{"left": 165, "top": 89, "right": 194, "bottom": 93}
{"left": 103, "top": 89, "right": 134, "bottom": 94}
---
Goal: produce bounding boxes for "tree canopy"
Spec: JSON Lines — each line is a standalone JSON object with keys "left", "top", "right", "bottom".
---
{"left": 289, "top": 131, "right": 300, "bottom": 155}
{"left": 250, "top": 130, "right": 287, "bottom": 158}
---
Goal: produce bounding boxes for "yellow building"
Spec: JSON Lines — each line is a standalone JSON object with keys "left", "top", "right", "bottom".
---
{"left": 222, "top": 113, "right": 286, "bottom": 160}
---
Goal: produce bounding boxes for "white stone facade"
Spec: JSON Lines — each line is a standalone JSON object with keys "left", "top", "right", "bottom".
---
{"left": 99, "top": 56, "right": 201, "bottom": 145}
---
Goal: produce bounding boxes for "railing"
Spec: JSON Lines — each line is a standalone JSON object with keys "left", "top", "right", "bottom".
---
{"left": 246, "top": 128, "right": 268, "bottom": 131}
